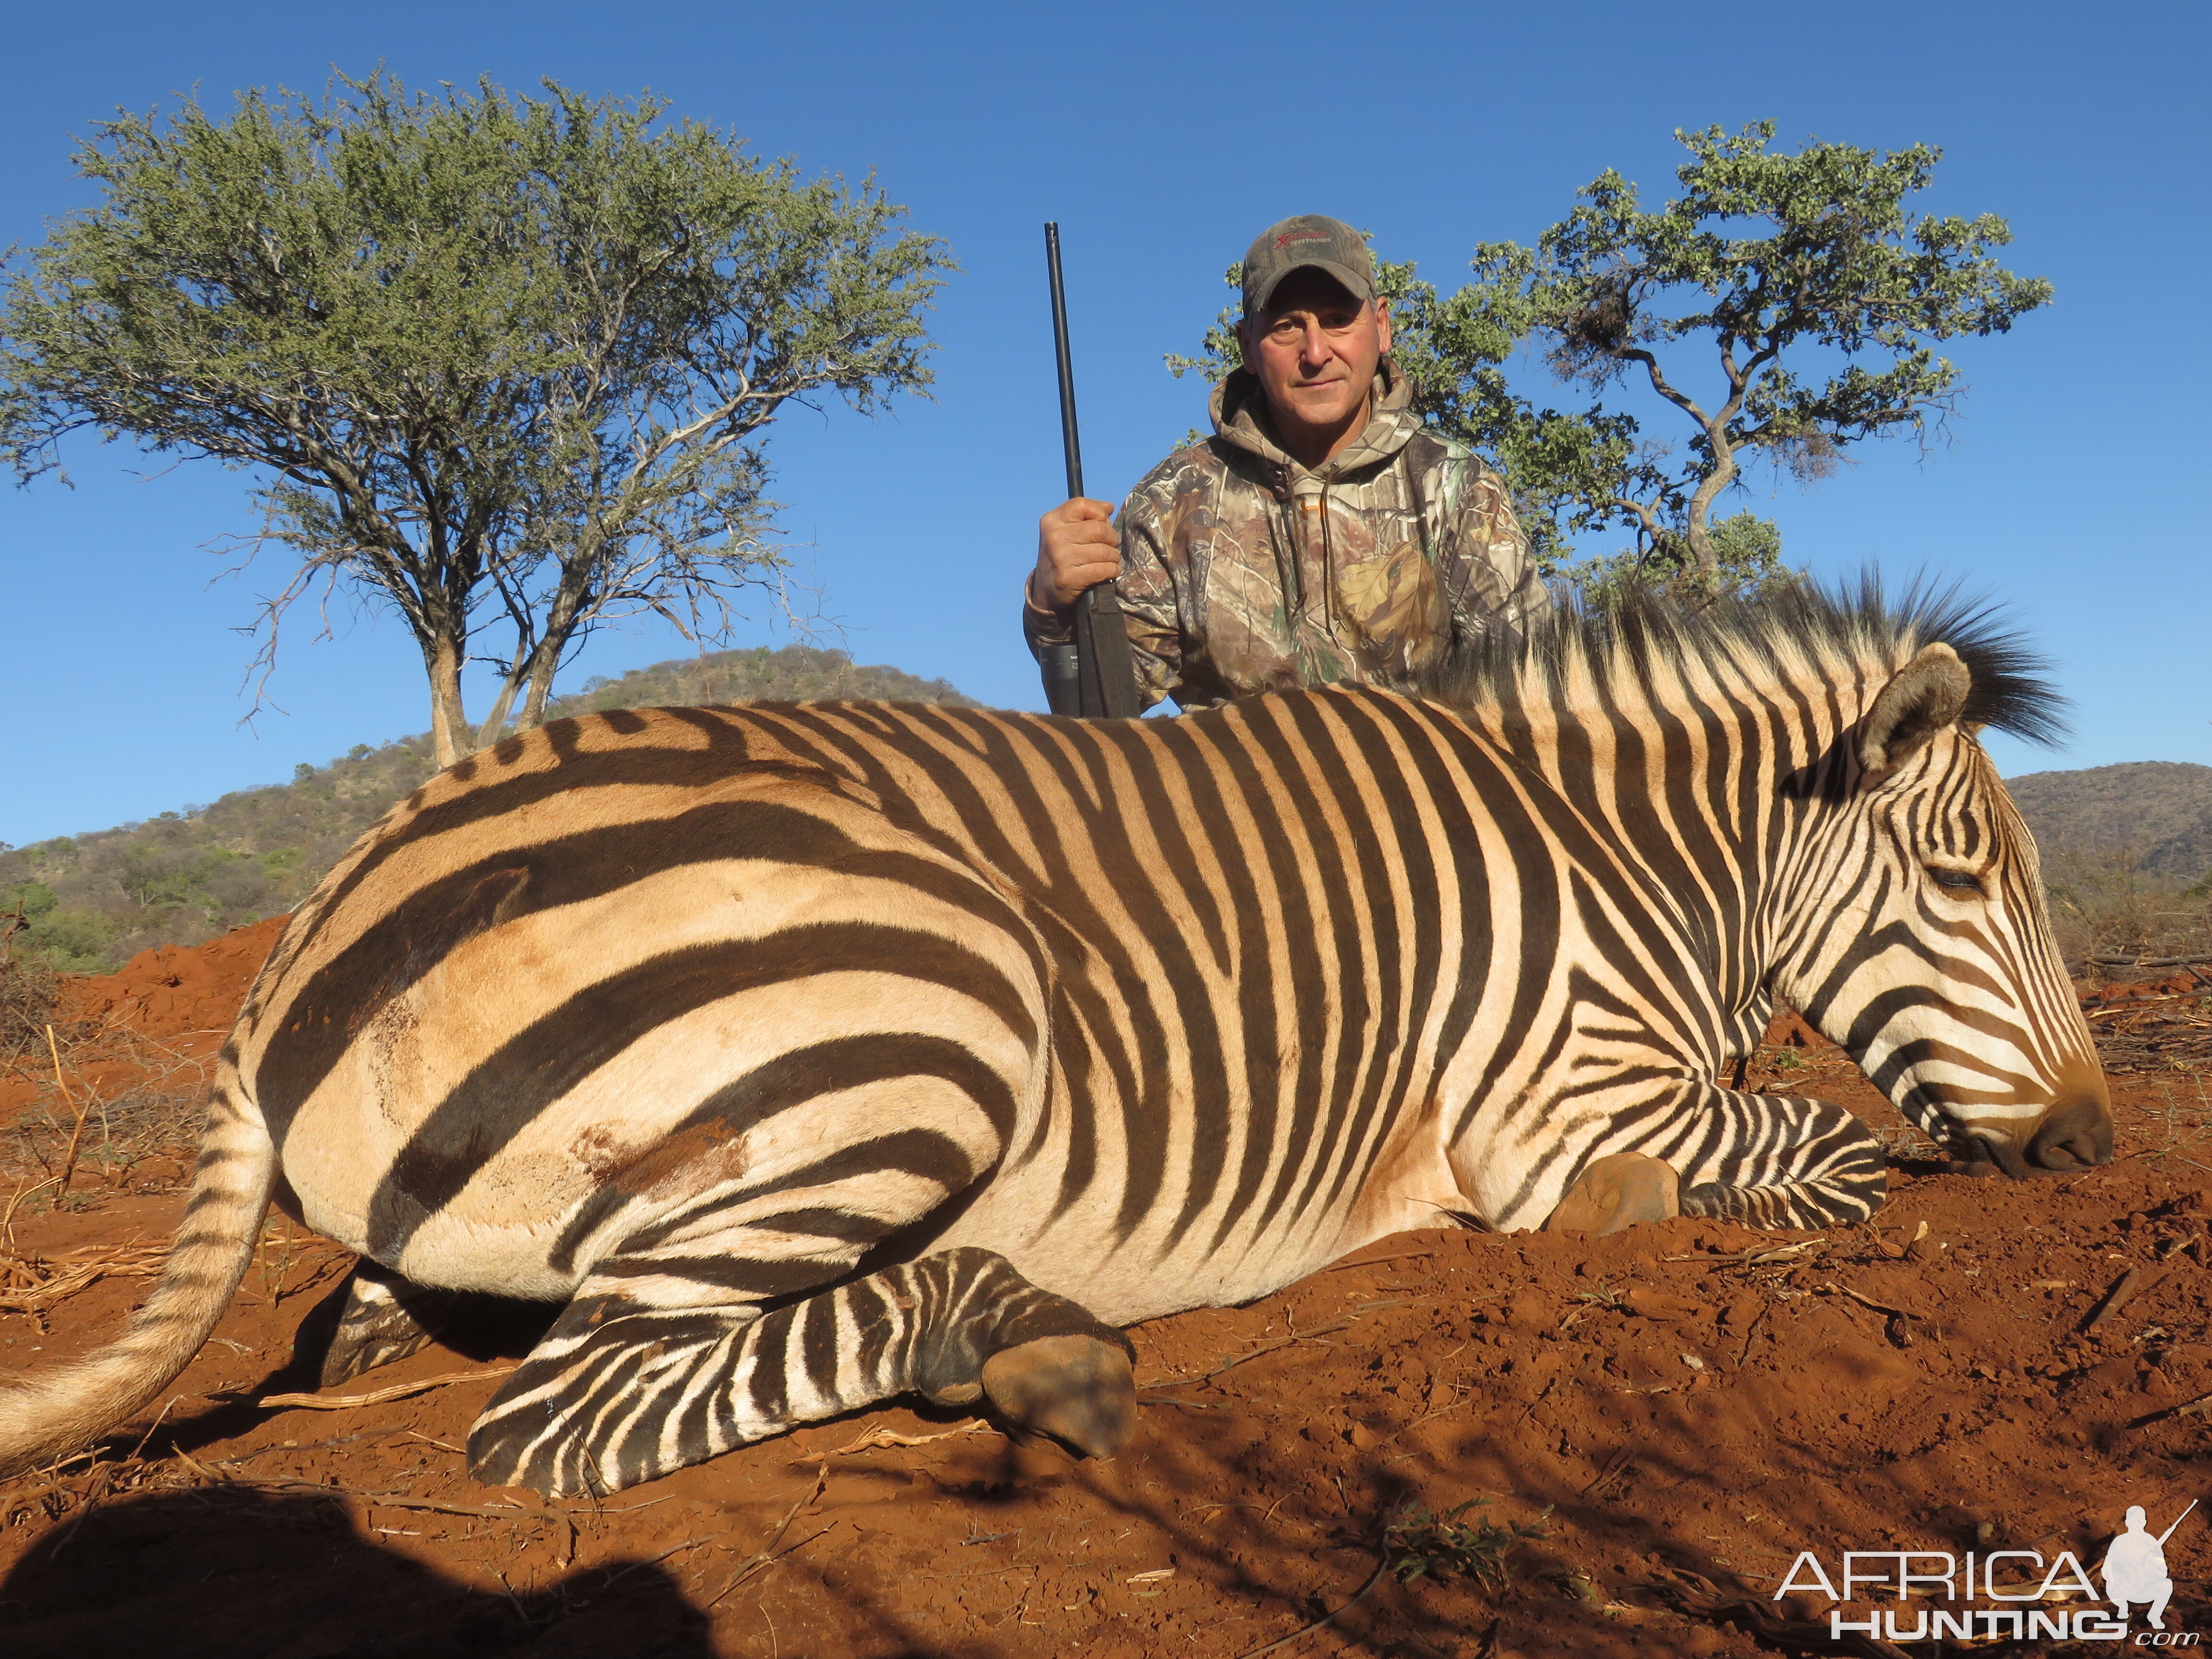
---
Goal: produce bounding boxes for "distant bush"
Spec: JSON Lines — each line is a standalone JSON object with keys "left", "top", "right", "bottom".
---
{"left": 1, "top": 645, "right": 979, "bottom": 974}
{"left": 0, "top": 909, "right": 66, "bottom": 1058}
{"left": 2043, "top": 843, "right": 2212, "bottom": 976}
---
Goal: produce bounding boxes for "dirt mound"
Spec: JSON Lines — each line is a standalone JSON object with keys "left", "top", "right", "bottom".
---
{"left": 60, "top": 913, "right": 290, "bottom": 1048}
{"left": 2, "top": 929, "right": 2211, "bottom": 1657}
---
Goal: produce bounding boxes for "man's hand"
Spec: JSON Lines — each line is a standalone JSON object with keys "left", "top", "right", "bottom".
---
{"left": 1030, "top": 497, "right": 1119, "bottom": 613}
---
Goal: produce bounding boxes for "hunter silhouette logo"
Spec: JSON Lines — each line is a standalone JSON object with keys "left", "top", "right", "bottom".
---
{"left": 1776, "top": 1498, "right": 2201, "bottom": 1644}
{"left": 2105, "top": 1501, "right": 2193, "bottom": 1630}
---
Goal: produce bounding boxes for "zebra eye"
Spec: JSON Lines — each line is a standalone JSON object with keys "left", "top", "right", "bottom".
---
{"left": 1926, "top": 866, "right": 1984, "bottom": 895}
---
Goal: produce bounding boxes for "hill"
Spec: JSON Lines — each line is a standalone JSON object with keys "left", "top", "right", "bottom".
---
{"left": 0, "top": 646, "right": 978, "bottom": 973}
{"left": 2005, "top": 760, "right": 2212, "bottom": 882}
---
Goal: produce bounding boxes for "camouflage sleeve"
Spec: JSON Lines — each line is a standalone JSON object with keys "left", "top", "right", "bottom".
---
{"left": 1439, "top": 461, "right": 1551, "bottom": 636}
{"left": 1022, "top": 582, "right": 1074, "bottom": 656}
{"left": 1113, "top": 489, "right": 1182, "bottom": 712}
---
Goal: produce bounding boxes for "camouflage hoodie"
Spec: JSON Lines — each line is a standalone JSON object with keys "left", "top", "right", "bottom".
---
{"left": 1024, "top": 361, "right": 1549, "bottom": 710}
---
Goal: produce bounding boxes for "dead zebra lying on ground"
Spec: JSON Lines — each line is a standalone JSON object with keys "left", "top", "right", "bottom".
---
{"left": 0, "top": 584, "right": 2110, "bottom": 1495}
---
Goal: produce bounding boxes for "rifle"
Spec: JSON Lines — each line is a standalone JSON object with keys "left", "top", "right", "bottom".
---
{"left": 2158, "top": 1499, "right": 2199, "bottom": 1545}
{"left": 1039, "top": 222, "right": 1141, "bottom": 719}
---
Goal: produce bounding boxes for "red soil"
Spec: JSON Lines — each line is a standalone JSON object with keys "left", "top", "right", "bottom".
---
{"left": 59, "top": 913, "right": 290, "bottom": 1047}
{"left": 3, "top": 921, "right": 2211, "bottom": 1658}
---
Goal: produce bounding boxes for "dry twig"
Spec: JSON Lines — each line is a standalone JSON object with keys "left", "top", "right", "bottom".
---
{"left": 703, "top": 1464, "right": 833, "bottom": 1609}
{"left": 2082, "top": 1265, "right": 2151, "bottom": 1333}
{"left": 45, "top": 1025, "right": 92, "bottom": 1199}
{"left": 0, "top": 1243, "right": 163, "bottom": 1313}
{"left": 1233, "top": 1559, "right": 1389, "bottom": 1659}
{"left": 821, "top": 1419, "right": 995, "bottom": 1456}
{"left": 257, "top": 1366, "right": 519, "bottom": 1411}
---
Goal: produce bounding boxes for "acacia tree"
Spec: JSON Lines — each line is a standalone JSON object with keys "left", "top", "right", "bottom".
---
{"left": 0, "top": 73, "right": 952, "bottom": 766}
{"left": 1175, "top": 122, "right": 2051, "bottom": 595}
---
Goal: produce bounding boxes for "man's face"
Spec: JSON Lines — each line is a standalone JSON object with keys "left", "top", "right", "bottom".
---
{"left": 1238, "top": 267, "right": 1392, "bottom": 445}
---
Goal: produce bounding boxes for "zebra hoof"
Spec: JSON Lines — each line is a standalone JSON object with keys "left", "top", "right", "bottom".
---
{"left": 292, "top": 1264, "right": 470, "bottom": 1387}
{"left": 1545, "top": 1153, "right": 1681, "bottom": 1236}
{"left": 980, "top": 1334, "right": 1136, "bottom": 1458}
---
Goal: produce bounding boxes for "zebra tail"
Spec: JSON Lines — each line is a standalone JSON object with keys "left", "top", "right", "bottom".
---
{"left": 0, "top": 1074, "right": 275, "bottom": 1480}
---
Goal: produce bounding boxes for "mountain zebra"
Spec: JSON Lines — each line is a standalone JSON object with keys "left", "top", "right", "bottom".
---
{"left": 0, "top": 586, "right": 2108, "bottom": 1496}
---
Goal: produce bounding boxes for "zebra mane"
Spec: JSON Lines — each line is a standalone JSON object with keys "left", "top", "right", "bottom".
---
{"left": 1412, "top": 574, "right": 2068, "bottom": 747}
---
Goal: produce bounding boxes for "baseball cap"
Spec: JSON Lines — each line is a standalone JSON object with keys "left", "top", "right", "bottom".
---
{"left": 1242, "top": 216, "right": 1374, "bottom": 317}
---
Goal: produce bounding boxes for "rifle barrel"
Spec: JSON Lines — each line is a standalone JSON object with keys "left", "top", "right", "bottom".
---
{"left": 1045, "top": 222, "right": 1084, "bottom": 500}
{"left": 1040, "top": 222, "right": 1138, "bottom": 720}
{"left": 2158, "top": 1498, "right": 2199, "bottom": 1545}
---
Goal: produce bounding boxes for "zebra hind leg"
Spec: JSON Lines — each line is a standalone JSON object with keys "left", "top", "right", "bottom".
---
{"left": 290, "top": 1259, "right": 482, "bottom": 1387}
{"left": 467, "top": 1245, "right": 1134, "bottom": 1496}
{"left": 1674, "top": 1088, "right": 1887, "bottom": 1229}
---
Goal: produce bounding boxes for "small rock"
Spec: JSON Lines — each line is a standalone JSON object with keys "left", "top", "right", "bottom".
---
{"left": 1779, "top": 1591, "right": 1828, "bottom": 1623}
{"left": 1622, "top": 1286, "right": 1706, "bottom": 1322}
{"left": 1501, "top": 1291, "right": 1551, "bottom": 1327}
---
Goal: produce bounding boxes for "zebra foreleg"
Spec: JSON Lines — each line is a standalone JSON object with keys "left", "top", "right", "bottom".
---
{"left": 1673, "top": 1088, "right": 1887, "bottom": 1229}
{"left": 467, "top": 1246, "right": 1134, "bottom": 1496}
{"left": 1543, "top": 1153, "right": 1682, "bottom": 1235}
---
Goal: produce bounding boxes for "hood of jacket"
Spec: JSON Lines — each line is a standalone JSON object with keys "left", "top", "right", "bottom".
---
{"left": 1207, "top": 358, "right": 1422, "bottom": 482}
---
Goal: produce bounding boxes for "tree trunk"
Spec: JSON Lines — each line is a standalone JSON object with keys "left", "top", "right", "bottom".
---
{"left": 510, "top": 563, "right": 594, "bottom": 734}
{"left": 514, "top": 635, "right": 565, "bottom": 733}
{"left": 1681, "top": 435, "right": 1741, "bottom": 588}
{"left": 471, "top": 632, "right": 533, "bottom": 750}
{"left": 425, "top": 631, "right": 472, "bottom": 770}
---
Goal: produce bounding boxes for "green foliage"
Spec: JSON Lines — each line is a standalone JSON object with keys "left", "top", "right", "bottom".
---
{"left": 8, "top": 883, "right": 58, "bottom": 921}
{"left": 0, "top": 644, "right": 976, "bottom": 974}
{"left": 1382, "top": 1499, "right": 1546, "bottom": 1589}
{"left": 0, "top": 72, "right": 954, "bottom": 766}
{"left": 1503, "top": 120, "right": 2049, "bottom": 590}
{"left": 1171, "top": 122, "right": 2048, "bottom": 599}
{"left": 1563, "top": 509, "right": 1797, "bottom": 606}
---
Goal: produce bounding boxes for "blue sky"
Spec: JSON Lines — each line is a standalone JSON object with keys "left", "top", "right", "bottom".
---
{"left": 2, "top": 0, "right": 2205, "bottom": 848}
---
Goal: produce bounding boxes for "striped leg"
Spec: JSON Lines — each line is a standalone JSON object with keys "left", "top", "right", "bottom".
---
{"left": 467, "top": 1246, "right": 1134, "bottom": 1496}
{"left": 1671, "top": 1088, "right": 1887, "bottom": 1228}
{"left": 291, "top": 1260, "right": 479, "bottom": 1387}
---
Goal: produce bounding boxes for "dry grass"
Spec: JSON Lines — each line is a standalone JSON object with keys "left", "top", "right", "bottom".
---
{"left": 2126, "top": 1075, "right": 2212, "bottom": 1172}
{"left": 2044, "top": 843, "right": 2212, "bottom": 975}
{"left": 0, "top": 1015, "right": 215, "bottom": 1221}
{"left": 2086, "top": 986, "right": 2212, "bottom": 1075}
{"left": 0, "top": 1243, "right": 166, "bottom": 1315}
{"left": 0, "top": 954, "right": 73, "bottom": 1063}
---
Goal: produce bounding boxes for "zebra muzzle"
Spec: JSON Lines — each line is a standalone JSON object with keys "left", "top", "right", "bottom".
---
{"left": 2024, "top": 1095, "right": 2115, "bottom": 1172}
{"left": 1968, "top": 1094, "right": 2115, "bottom": 1178}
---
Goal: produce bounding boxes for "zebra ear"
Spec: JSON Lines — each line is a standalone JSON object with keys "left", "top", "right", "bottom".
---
{"left": 1858, "top": 643, "right": 1971, "bottom": 779}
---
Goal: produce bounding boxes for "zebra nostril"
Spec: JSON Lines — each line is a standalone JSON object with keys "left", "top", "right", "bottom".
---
{"left": 2027, "top": 1099, "right": 2115, "bottom": 1171}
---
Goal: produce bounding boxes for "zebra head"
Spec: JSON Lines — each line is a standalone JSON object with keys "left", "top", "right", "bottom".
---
{"left": 1775, "top": 639, "right": 2112, "bottom": 1178}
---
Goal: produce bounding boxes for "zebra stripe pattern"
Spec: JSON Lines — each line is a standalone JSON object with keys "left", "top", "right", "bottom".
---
{"left": 0, "top": 585, "right": 2110, "bottom": 1494}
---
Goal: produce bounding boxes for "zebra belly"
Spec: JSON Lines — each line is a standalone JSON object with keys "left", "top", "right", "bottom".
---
{"left": 266, "top": 963, "right": 1039, "bottom": 1299}
{"left": 926, "top": 1113, "right": 1469, "bottom": 1328}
